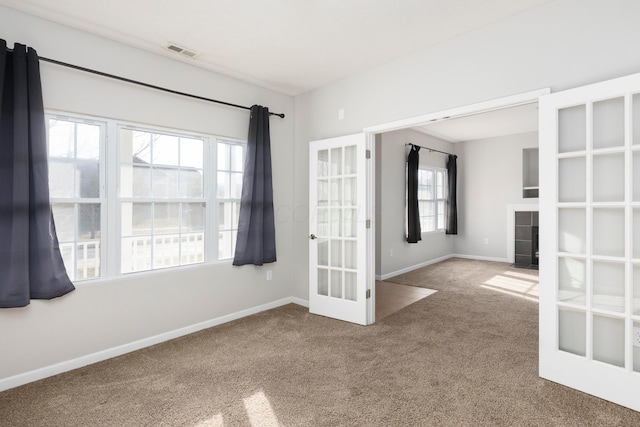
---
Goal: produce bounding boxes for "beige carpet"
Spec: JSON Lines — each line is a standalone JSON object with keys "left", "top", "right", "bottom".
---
{"left": 2, "top": 258, "right": 640, "bottom": 426}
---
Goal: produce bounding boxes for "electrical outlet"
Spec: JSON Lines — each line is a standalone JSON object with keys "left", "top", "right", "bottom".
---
{"left": 266, "top": 270, "right": 272, "bottom": 281}
{"left": 389, "top": 249, "right": 393, "bottom": 257}
{"left": 484, "top": 238, "right": 489, "bottom": 245}
{"left": 633, "top": 327, "right": 640, "bottom": 348}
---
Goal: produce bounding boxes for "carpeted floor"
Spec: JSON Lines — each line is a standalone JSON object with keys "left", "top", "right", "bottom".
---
{"left": 1, "top": 258, "right": 640, "bottom": 426}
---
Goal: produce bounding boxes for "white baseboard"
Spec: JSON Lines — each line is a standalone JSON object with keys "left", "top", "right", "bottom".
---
{"left": 289, "top": 297, "right": 309, "bottom": 307}
{"left": 0, "top": 297, "right": 305, "bottom": 392}
{"left": 375, "top": 253, "right": 511, "bottom": 281}
{"left": 451, "top": 254, "right": 510, "bottom": 263}
{"left": 376, "top": 254, "right": 453, "bottom": 281}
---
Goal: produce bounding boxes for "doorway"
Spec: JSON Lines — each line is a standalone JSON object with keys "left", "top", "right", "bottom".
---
{"left": 367, "top": 89, "right": 548, "bottom": 321}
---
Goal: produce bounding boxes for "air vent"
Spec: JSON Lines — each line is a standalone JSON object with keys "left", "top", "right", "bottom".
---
{"left": 165, "top": 43, "right": 199, "bottom": 59}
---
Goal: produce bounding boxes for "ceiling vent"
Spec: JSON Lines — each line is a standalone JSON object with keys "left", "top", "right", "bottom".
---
{"left": 166, "top": 43, "right": 199, "bottom": 59}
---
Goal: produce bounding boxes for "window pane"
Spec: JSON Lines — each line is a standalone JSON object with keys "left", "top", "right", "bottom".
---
{"left": 182, "top": 203, "right": 204, "bottom": 232}
{"left": 52, "top": 203, "right": 75, "bottom": 242}
{"left": 179, "top": 169, "right": 203, "bottom": 198}
{"left": 152, "top": 134, "right": 179, "bottom": 166}
{"left": 127, "top": 165, "right": 151, "bottom": 198}
{"left": 122, "top": 236, "right": 151, "bottom": 273}
{"left": 76, "top": 240, "right": 100, "bottom": 280}
{"left": 181, "top": 233, "right": 204, "bottom": 265}
{"left": 219, "top": 202, "right": 231, "bottom": 230}
{"left": 218, "top": 172, "right": 230, "bottom": 198}
{"left": 153, "top": 234, "right": 180, "bottom": 269}
{"left": 231, "top": 144, "right": 244, "bottom": 172}
{"left": 180, "top": 138, "right": 203, "bottom": 169}
{"left": 219, "top": 230, "right": 232, "bottom": 259}
{"left": 77, "top": 160, "right": 100, "bottom": 198}
{"left": 218, "top": 143, "right": 230, "bottom": 170}
{"left": 121, "top": 202, "right": 152, "bottom": 236}
{"left": 78, "top": 203, "right": 101, "bottom": 240}
{"left": 49, "top": 119, "right": 75, "bottom": 158}
{"left": 233, "top": 202, "right": 240, "bottom": 229}
{"left": 76, "top": 123, "right": 100, "bottom": 160}
{"left": 131, "top": 130, "right": 151, "bottom": 163}
{"left": 49, "top": 160, "right": 75, "bottom": 198}
{"left": 152, "top": 167, "right": 178, "bottom": 198}
{"left": 154, "top": 203, "right": 180, "bottom": 234}
{"left": 231, "top": 172, "right": 243, "bottom": 199}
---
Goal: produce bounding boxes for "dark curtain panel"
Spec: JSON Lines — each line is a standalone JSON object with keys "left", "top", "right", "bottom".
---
{"left": 233, "top": 105, "right": 276, "bottom": 266}
{"left": 0, "top": 40, "right": 74, "bottom": 308}
{"left": 406, "top": 145, "right": 421, "bottom": 243}
{"left": 446, "top": 154, "right": 458, "bottom": 235}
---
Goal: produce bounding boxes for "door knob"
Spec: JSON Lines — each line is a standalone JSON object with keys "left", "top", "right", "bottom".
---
{"left": 309, "top": 234, "right": 317, "bottom": 240}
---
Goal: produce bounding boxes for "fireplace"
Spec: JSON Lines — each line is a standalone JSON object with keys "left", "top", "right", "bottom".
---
{"left": 514, "top": 211, "right": 538, "bottom": 269}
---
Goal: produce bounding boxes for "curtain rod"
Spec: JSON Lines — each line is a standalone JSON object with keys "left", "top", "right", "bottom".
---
{"left": 39, "top": 57, "right": 285, "bottom": 118}
{"left": 4, "top": 46, "right": 285, "bottom": 118}
{"left": 406, "top": 142, "right": 454, "bottom": 157}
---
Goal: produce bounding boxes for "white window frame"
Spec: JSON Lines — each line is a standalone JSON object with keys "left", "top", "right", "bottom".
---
{"left": 215, "top": 139, "right": 246, "bottom": 260}
{"left": 46, "top": 111, "right": 247, "bottom": 283}
{"left": 417, "top": 167, "right": 447, "bottom": 233}
{"left": 47, "top": 114, "right": 107, "bottom": 282}
{"left": 117, "top": 124, "right": 209, "bottom": 274}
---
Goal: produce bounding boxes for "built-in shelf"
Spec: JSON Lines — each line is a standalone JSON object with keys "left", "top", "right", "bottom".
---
{"left": 523, "top": 148, "right": 539, "bottom": 198}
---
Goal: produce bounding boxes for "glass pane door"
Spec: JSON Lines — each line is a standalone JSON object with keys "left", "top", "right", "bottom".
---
{"left": 309, "top": 134, "right": 369, "bottom": 325}
{"left": 540, "top": 73, "right": 640, "bottom": 412}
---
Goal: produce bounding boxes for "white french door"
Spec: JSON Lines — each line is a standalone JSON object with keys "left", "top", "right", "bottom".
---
{"left": 309, "top": 133, "right": 371, "bottom": 325}
{"left": 539, "top": 72, "right": 640, "bottom": 411}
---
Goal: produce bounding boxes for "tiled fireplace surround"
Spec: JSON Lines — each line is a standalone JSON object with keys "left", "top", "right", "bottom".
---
{"left": 514, "top": 210, "right": 539, "bottom": 269}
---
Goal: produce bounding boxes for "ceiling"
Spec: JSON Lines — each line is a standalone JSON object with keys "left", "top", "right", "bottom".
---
{"left": 0, "top": 0, "right": 551, "bottom": 96}
{"left": 414, "top": 102, "right": 539, "bottom": 142}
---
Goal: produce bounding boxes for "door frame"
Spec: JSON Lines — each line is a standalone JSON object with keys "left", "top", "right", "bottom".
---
{"left": 362, "top": 87, "right": 550, "bottom": 325}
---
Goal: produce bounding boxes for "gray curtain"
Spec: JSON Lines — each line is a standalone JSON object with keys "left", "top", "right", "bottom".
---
{"left": 406, "top": 145, "right": 421, "bottom": 243}
{"left": 0, "top": 40, "right": 74, "bottom": 308}
{"left": 233, "top": 105, "right": 276, "bottom": 266}
{"left": 446, "top": 154, "right": 458, "bottom": 235}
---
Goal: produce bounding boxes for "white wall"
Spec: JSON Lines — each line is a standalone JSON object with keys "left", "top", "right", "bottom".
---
{"left": 453, "top": 132, "right": 539, "bottom": 260}
{"left": 293, "top": 0, "right": 640, "bottom": 300}
{"left": 376, "top": 129, "right": 454, "bottom": 278}
{"left": 0, "top": 7, "right": 295, "bottom": 386}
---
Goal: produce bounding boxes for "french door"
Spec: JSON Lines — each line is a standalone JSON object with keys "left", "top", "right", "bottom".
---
{"left": 539, "top": 72, "right": 640, "bottom": 411}
{"left": 308, "top": 133, "right": 371, "bottom": 325}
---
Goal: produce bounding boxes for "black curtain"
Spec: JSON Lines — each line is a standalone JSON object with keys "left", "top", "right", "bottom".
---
{"left": 0, "top": 40, "right": 74, "bottom": 308}
{"left": 406, "top": 145, "right": 421, "bottom": 243}
{"left": 446, "top": 154, "right": 458, "bottom": 235}
{"left": 233, "top": 105, "right": 276, "bottom": 266}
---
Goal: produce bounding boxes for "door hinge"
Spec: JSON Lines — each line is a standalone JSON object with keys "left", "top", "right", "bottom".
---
{"left": 366, "top": 219, "right": 371, "bottom": 229}
{"left": 365, "top": 149, "right": 371, "bottom": 159}
{"left": 366, "top": 289, "right": 371, "bottom": 299}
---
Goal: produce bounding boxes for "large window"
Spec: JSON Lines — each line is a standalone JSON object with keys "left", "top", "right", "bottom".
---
{"left": 119, "top": 127, "right": 206, "bottom": 273}
{"left": 418, "top": 167, "right": 446, "bottom": 232}
{"left": 46, "top": 114, "right": 245, "bottom": 281}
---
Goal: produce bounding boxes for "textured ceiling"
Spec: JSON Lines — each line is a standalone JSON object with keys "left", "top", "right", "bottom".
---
{"left": 0, "top": 0, "right": 551, "bottom": 95}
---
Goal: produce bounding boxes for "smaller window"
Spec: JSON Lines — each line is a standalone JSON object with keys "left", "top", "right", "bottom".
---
{"left": 217, "top": 140, "right": 245, "bottom": 260}
{"left": 48, "top": 116, "right": 105, "bottom": 281}
{"left": 418, "top": 167, "right": 447, "bottom": 232}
